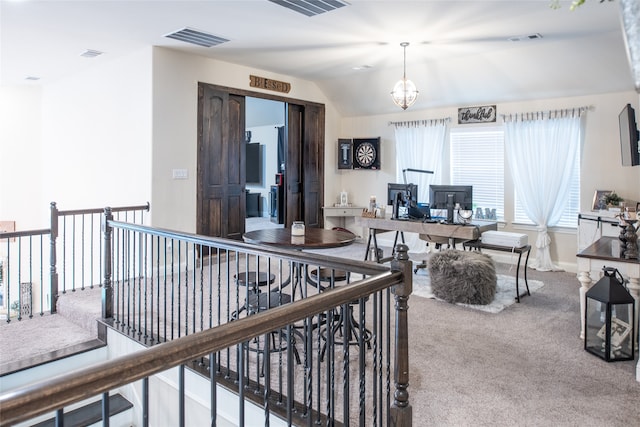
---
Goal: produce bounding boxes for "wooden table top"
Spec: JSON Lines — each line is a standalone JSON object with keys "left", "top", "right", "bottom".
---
{"left": 577, "top": 236, "right": 639, "bottom": 264}
{"left": 243, "top": 227, "right": 356, "bottom": 250}
{"left": 355, "top": 216, "right": 497, "bottom": 241}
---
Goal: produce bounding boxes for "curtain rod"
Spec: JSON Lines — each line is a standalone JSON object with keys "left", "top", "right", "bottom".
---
{"left": 388, "top": 117, "right": 451, "bottom": 127}
{"left": 500, "top": 106, "right": 593, "bottom": 122}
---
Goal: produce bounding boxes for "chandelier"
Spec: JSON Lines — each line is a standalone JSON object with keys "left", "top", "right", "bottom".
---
{"left": 391, "top": 42, "right": 419, "bottom": 110}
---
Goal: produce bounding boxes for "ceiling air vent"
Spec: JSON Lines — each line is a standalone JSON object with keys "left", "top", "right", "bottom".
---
{"left": 80, "top": 49, "right": 104, "bottom": 58}
{"left": 268, "top": 0, "right": 349, "bottom": 17}
{"left": 165, "top": 27, "right": 229, "bottom": 48}
{"left": 508, "top": 33, "right": 543, "bottom": 42}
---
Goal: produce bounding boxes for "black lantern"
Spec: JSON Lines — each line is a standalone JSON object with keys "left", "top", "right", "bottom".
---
{"left": 585, "top": 267, "right": 636, "bottom": 362}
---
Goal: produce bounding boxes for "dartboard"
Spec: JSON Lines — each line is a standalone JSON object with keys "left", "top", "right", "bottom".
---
{"left": 352, "top": 138, "right": 380, "bottom": 169}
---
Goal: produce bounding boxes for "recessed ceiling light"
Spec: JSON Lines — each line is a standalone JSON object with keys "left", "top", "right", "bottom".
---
{"left": 165, "top": 27, "right": 229, "bottom": 47}
{"left": 80, "top": 49, "right": 104, "bottom": 58}
{"left": 508, "top": 33, "right": 543, "bottom": 42}
{"left": 353, "top": 65, "right": 372, "bottom": 70}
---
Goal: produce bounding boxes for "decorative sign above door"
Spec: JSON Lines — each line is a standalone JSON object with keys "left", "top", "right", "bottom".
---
{"left": 458, "top": 105, "right": 497, "bottom": 124}
{"left": 249, "top": 75, "right": 291, "bottom": 93}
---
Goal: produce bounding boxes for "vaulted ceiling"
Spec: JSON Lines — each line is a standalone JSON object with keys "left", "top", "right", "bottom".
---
{"left": 1, "top": 0, "right": 635, "bottom": 116}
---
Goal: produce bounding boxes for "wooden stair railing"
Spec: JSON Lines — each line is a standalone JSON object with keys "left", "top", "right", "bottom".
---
{"left": 0, "top": 266, "right": 411, "bottom": 426}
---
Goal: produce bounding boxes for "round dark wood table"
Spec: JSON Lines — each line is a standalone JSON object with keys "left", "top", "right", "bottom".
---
{"left": 242, "top": 227, "right": 356, "bottom": 250}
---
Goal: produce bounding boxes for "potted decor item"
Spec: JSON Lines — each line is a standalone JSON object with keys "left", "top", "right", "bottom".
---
{"left": 605, "top": 192, "right": 623, "bottom": 208}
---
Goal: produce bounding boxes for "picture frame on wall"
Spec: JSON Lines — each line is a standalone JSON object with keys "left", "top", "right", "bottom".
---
{"left": 338, "top": 139, "right": 352, "bottom": 169}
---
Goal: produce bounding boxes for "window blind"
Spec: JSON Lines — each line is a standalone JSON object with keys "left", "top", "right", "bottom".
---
{"left": 450, "top": 128, "right": 504, "bottom": 220}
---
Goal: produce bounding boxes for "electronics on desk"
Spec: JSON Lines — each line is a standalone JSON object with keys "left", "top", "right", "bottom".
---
{"left": 429, "top": 185, "right": 473, "bottom": 224}
{"left": 388, "top": 183, "right": 431, "bottom": 221}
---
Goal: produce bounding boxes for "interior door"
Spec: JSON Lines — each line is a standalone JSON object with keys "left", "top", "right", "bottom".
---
{"left": 197, "top": 83, "right": 246, "bottom": 240}
{"left": 284, "top": 103, "right": 324, "bottom": 228}
{"left": 285, "top": 104, "right": 303, "bottom": 226}
{"left": 302, "top": 103, "right": 324, "bottom": 228}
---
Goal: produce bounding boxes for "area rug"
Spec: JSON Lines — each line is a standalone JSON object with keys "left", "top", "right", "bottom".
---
{"left": 412, "top": 273, "right": 544, "bottom": 313}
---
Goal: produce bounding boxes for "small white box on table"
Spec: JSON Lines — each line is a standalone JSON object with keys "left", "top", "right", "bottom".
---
{"left": 481, "top": 230, "right": 528, "bottom": 248}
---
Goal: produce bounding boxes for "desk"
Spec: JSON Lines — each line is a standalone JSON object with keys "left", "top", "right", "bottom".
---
{"left": 355, "top": 216, "right": 497, "bottom": 263}
{"left": 577, "top": 237, "right": 640, "bottom": 382}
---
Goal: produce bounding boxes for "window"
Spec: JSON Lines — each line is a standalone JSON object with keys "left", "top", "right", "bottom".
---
{"left": 450, "top": 128, "right": 504, "bottom": 220}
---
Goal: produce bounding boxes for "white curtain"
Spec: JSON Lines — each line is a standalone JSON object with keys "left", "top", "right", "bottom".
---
{"left": 392, "top": 119, "right": 449, "bottom": 253}
{"left": 503, "top": 108, "right": 586, "bottom": 271}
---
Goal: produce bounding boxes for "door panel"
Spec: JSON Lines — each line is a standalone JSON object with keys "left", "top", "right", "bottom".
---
{"left": 285, "top": 104, "right": 303, "bottom": 226}
{"left": 303, "top": 104, "right": 324, "bottom": 228}
{"left": 197, "top": 83, "right": 246, "bottom": 240}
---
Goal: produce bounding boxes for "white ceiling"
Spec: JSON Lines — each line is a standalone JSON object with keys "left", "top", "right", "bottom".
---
{"left": 1, "top": 0, "right": 635, "bottom": 116}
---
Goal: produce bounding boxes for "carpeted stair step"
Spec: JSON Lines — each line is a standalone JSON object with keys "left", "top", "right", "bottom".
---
{"left": 55, "top": 286, "right": 103, "bottom": 336}
{"left": 31, "top": 393, "right": 133, "bottom": 427}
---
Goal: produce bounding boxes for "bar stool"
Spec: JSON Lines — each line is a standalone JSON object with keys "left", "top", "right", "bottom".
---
{"left": 245, "top": 290, "right": 302, "bottom": 375}
{"left": 311, "top": 267, "right": 372, "bottom": 361}
{"left": 230, "top": 271, "right": 276, "bottom": 320}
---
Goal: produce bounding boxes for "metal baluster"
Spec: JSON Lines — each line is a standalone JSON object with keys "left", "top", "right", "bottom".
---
{"left": 142, "top": 377, "right": 149, "bottom": 427}
{"left": 101, "top": 392, "right": 109, "bottom": 427}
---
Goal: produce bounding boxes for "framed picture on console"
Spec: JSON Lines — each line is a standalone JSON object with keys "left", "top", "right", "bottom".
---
{"left": 592, "top": 190, "right": 612, "bottom": 211}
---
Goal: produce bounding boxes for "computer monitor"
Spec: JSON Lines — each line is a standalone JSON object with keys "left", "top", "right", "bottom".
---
{"left": 387, "top": 183, "right": 417, "bottom": 206}
{"left": 429, "top": 185, "right": 473, "bottom": 223}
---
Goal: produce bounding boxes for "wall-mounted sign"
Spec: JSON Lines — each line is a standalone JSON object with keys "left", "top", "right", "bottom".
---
{"left": 458, "top": 105, "right": 497, "bottom": 124}
{"left": 249, "top": 75, "right": 291, "bottom": 93}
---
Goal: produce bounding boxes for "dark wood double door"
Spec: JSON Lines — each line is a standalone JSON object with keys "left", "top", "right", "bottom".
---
{"left": 197, "top": 83, "right": 325, "bottom": 240}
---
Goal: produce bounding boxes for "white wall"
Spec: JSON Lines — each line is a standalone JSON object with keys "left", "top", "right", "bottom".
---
{"left": 1, "top": 46, "right": 153, "bottom": 227}
{"left": 41, "top": 48, "right": 153, "bottom": 214}
{"left": 0, "top": 86, "right": 43, "bottom": 228}
{"left": 338, "top": 91, "right": 640, "bottom": 269}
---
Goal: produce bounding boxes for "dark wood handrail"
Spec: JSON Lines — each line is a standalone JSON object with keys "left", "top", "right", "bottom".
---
{"left": 56, "top": 202, "right": 150, "bottom": 216}
{"left": 107, "top": 218, "right": 391, "bottom": 276}
{"left": 0, "top": 271, "right": 403, "bottom": 426}
{"left": 0, "top": 228, "right": 51, "bottom": 239}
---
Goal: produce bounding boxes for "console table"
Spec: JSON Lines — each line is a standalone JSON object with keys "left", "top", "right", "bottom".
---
{"left": 576, "top": 236, "right": 640, "bottom": 382}
{"left": 323, "top": 206, "right": 366, "bottom": 236}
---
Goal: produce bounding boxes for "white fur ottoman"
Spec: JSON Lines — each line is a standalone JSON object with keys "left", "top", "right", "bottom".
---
{"left": 427, "top": 249, "right": 497, "bottom": 305}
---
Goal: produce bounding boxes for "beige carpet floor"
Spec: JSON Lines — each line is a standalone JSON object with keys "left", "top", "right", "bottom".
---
{"left": 1, "top": 239, "right": 639, "bottom": 426}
